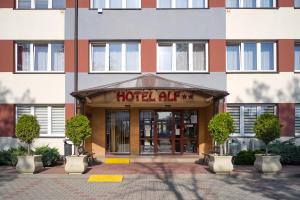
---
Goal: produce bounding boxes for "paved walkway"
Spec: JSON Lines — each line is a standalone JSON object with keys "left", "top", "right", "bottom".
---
{"left": 0, "top": 164, "right": 299, "bottom": 200}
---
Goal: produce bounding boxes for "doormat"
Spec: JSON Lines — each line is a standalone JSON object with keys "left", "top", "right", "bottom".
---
{"left": 88, "top": 175, "right": 124, "bottom": 183}
{"left": 104, "top": 158, "right": 130, "bottom": 164}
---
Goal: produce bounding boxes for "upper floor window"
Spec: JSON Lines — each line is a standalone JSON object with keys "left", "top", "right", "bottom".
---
{"left": 91, "top": 0, "right": 141, "bottom": 9}
{"left": 90, "top": 42, "right": 141, "bottom": 73}
{"left": 295, "top": 44, "right": 300, "bottom": 72}
{"left": 157, "top": 0, "right": 208, "bottom": 8}
{"left": 226, "top": 42, "right": 276, "bottom": 72}
{"left": 16, "top": 105, "right": 65, "bottom": 137}
{"left": 226, "top": 0, "right": 276, "bottom": 8}
{"left": 16, "top": 0, "right": 65, "bottom": 9}
{"left": 16, "top": 42, "right": 64, "bottom": 73}
{"left": 295, "top": 0, "right": 300, "bottom": 8}
{"left": 157, "top": 41, "right": 208, "bottom": 72}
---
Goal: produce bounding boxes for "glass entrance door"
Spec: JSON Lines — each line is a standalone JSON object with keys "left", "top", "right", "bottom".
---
{"left": 156, "top": 112, "right": 173, "bottom": 153}
{"left": 106, "top": 111, "right": 130, "bottom": 154}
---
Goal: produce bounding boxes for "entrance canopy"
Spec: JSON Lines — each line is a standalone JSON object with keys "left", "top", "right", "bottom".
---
{"left": 71, "top": 74, "right": 229, "bottom": 108}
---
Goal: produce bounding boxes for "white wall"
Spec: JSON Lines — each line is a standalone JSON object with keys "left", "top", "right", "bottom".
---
{"left": 0, "top": 73, "right": 65, "bottom": 104}
{"left": 226, "top": 8, "right": 300, "bottom": 39}
{"left": 226, "top": 73, "right": 300, "bottom": 103}
{"left": 0, "top": 9, "right": 64, "bottom": 40}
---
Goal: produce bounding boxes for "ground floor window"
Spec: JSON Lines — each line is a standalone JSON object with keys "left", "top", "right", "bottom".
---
{"left": 295, "top": 105, "right": 300, "bottom": 136}
{"left": 139, "top": 110, "right": 198, "bottom": 155}
{"left": 227, "top": 104, "right": 276, "bottom": 136}
{"left": 106, "top": 111, "right": 130, "bottom": 154}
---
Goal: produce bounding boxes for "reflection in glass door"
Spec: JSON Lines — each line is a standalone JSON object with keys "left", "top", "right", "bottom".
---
{"left": 106, "top": 111, "right": 130, "bottom": 154}
{"left": 156, "top": 112, "right": 173, "bottom": 153}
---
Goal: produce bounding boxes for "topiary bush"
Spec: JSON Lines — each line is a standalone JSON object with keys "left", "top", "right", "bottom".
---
{"left": 16, "top": 115, "right": 40, "bottom": 155}
{"left": 208, "top": 112, "right": 234, "bottom": 155}
{"left": 66, "top": 115, "right": 92, "bottom": 155}
{"left": 35, "top": 145, "right": 60, "bottom": 167}
{"left": 234, "top": 149, "right": 265, "bottom": 165}
{"left": 269, "top": 141, "right": 300, "bottom": 165}
{"left": 253, "top": 113, "right": 280, "bottom": 155}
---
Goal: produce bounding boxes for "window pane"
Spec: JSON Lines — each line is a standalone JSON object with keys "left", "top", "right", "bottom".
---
{"left": 296, "top": 0, "right": 300, "bottom": 7}
{"left": 244, "top": 106, "right": 257, "bottom": 134}
{"left": 176, "top": 43, "right": 188, "bottom": 71}
{"left": 17, "top": 106, "right": 31, "bottom": 120}
{"left": 18, "top": 0, "right": 31, "bottom": 8}
{"left": 261, "top": 43, "right": 274, "bottom": 71}
{"left": 296, "top": 105, "right": 300, "bottom": 135}
{"left": 51, "top": 43, "right": 64, "bottom": 71}
{"left": 158, "top": 0, "right": 171, "bottom": 8}
{"left": 127, "top": 0, "right": 139, "bottom": 8}
{"left": 51, "top": 107, "right": 65, "bottom": 135}
{"left": 52, "top": 0, "right": 65, "bottom": 8}
{"left": 226, "top": 45, "right": 240, "bottom": 70}
{"left": 295, "top": 45, "right": 300, "bottom": 71}
{"left": 109, "top": 44, "right": 122, "bottom": 71}
{"left": 159, "top": 45, "right": 172, "bottom": 71}
{"left": 35, "top": 0, "right": 48, "bottom": 8}
{"left": 244, "top": 43, "right": 257, "bottom": 70}
{"left": 193, "top": 43, "right": 205, "bottom": 71}
{"left": 227, "top": 106, "right": 240, "bottom": 134}
{"left": 35, "top": 106, "right": 48, "bottom": 134}
{"left": 226, "top": 0, "right": 239, "bottom": 7}
{"left": 243, "top": 0, "right": 256, "bottom": 8}
{"left": 17, "top": 44, "right": 31, "bottom": 71}
{"left": 92, "top": 45, "right": 106, "bottom": 71}
{"left": 260, "top": 0, "right": 273, "bottom": 8}
{"left": 34, "top": 44, "right": 48, "bottom": 71}
{"left": 192, "top": 0, "right": 205, "bottom": 8}
{"left": 93, "top": 0, "right": 105, "bottom": 8}
{"left": 126, "top": 43, "right": 139, "bottom": 71}
{"left": 110, "top": 0, "right": 122, "bottom": 8}
{"left": 176, "top": 0, "right": 188, "bottom": 8}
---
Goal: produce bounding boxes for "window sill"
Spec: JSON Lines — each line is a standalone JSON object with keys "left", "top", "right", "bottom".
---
{"left": 39, "top": 135, "right": 65, "bottom": 138}
{"left": 14, "top": 8, "right": 66, "bottom": 10}
{"left": 156, "top": 71, "right": 209, "bottom": 74}
{"left": 14, "top": 71, "right": 65, "bottom": 74}
{"left": 156, "top": 8, "right": 208, "bottom": 10}
{"left": 226, "top": 7, "right": 278, "bottom": 9}
{"left": 89, "top": 71, "right": 141, "bottom": 74}
{"left": 89, "top": 8, "right": 142, "bottom": 10}
{"left": 230, "top": 134, "right": 256, "bottom": 138}
{"left": 226, "top": 70, "right": 277, "bottom": 74}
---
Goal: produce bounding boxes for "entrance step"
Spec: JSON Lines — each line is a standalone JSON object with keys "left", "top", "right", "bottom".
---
{"left": 104, "top": 158, "right": 130, "bottom": 164}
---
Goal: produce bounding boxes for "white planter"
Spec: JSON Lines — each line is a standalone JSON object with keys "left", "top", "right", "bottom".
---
{"left": 16, "top": 155, "right": 43, "bottom": 174}
{"left": 208, "top": 155, "right": 233, "bottom": 174}
{"left": 65, "top": 155, "right": 88, "bottom": 174}
{"left": 254, "top": 154, "right": 282, "bottom": 173}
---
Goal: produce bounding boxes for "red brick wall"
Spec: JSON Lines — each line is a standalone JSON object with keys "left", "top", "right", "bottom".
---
{"left": 0, "top": 104, "right": 15, "bottom": 137}
{"left": 66, "top": 0, "right": 89, "bottom": 8}
{"left": 78, "top": 40, "right": 89, "bottom": 72}
{"left": 278, "top": 103, "right": 295, "bottom": 137}
{"left": 141, "top": 40, "right": 157, "bottom": 72}
{"left": 0, "top": 0, "right": 14, "bottom": 8}
{"left": 209, "top": 40, "right": 226, "bottom": 72}
{"left": 142, "top": 0, "right": 156, "bottom": 8}
{"left": 66, "top": 103, "right": 75, "bottom": 120}
{"left": 65, "top": 40, "right": 74, "bottom": 72}
{"left": 278, "top": 0, "right": 294, "bottom": 7}
{"left": 0, "top": 40, "right": 14, "bottom": 72}
{"left": 278, "top": 40, "right": 294, "bottom": 72}
{"left": 209, "top": 0, "right": 225, "bottom": 7}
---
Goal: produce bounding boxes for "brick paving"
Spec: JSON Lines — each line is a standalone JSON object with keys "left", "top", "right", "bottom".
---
{"left": 0, "top": 164, "right": 299, "bottom": 200}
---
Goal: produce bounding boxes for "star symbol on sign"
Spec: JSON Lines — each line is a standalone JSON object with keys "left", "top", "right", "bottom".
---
{"left": 182, "top": 94, "right": 187, "bottom": 100}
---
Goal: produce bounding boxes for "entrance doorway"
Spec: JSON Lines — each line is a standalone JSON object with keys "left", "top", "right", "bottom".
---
{"left": 140, "top": 110, "right": 198, "bottom": 155}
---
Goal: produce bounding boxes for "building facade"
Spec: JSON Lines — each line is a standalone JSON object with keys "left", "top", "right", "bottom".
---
{"left": 0, "top": 0, "right": 300, "bottom": 158}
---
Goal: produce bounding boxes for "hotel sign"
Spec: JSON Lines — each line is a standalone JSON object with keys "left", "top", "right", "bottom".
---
{"left": 116, "top": 90, "right": 194, "bottom": 102}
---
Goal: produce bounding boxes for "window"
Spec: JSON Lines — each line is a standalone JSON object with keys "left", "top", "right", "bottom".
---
{"left": 296, "top": 105, "right": 300, "bottom": 136}
{"left": 295, "top": 0, "right": 300, "bottom": 8}
{"left": 91, "top": 0, "right": 140, "bottom": 9}
{"left": 227, "top": 104, "right": 276, "bottom": 136}
{"left": 226, "top": 42, "right": 276, "bottom": 72}
{"left": 226, "top": 0, "right": 276, "bottom": 8}
{"left": 90, "top": 42, "right": 141, "bottom": 72}
{"left": 16, "top": 0, "right": 65, "bottom": 9}
{"left": 157, "top": 0, "right": 207, "bottom": 8}
{"left": 295, "top": 44, "right": 300, "bottom": 71}
{"left": 16, "top": 42, "right": 64, "bottom": 72}
{"left": 157, "top": 42, "right": 208, "bottom": 72}
{"left": 16, "top": 105, "right": 65, "bottom": 136}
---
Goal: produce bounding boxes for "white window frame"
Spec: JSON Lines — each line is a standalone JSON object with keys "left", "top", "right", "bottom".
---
{"left": 229, "top": 104, "right": 277, "bottom": 137}
{"left": 157, "top": 41, "right": 208, "bottom": 73}
{"left": 15, "top": 42, "right": 64, "bottom": 73}
{"left": 226, "top": 0, "right": 276, "bottom": 8}
{"left": 15, "top": 105, "right": 65, "bottom": 137}
{"left": 295, "top": 44, "right": 300, "bottom": 72}
{"left": 157, "top": 0, "right": 208, "bottom": 8}
{"left": 90, "top": 0, "right": 141, "bottom": 9}
{"left": 16, "top": 0, "right": 65, "bottom": 9}
{"left": 226, "top": 42, "right": 277, "bottom": 72}
{"left": 90, "top": 42, "right": 141, "bottom": 73}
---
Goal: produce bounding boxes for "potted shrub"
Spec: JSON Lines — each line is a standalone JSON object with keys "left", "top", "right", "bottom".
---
{"left": 208, "top": 112, "right": 234, "bottom": 173}
{"left": 253, "top": 113, "right": 282, "bottom": 173}
{"left": 15, "top": 115, "right": 43, "bottom": 173}
{"left": 65, "top": 115, "right": 92, "bottom": 174}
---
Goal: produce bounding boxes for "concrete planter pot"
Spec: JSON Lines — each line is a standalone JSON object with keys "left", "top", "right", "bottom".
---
{"left": 65, "top": 155, "right": 88, "bottom": 174}
{"left": 208, "top": 154, "right": 233, "bottom": 174}
{"left": 16, "top": 155, "right": 43, "bottom": 174}
{"left": 254, "top": 154, "right": 282, "bottom": 173}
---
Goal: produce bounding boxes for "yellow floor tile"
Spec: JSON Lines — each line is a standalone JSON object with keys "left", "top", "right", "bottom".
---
{"left": 88, "top": 175, "right": 124, "bottom": 183}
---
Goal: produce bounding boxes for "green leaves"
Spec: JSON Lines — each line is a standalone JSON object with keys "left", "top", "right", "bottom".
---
{"left": 16, "top": 115, "right": 40, "bottom": 144}
{"left": 208, "top": 113, "right": 234, "bottom": 145}
{"left": 254, "top": 113, "right": 280, "bottom": 146}
{"left": 65, "top": 115, "right": 92, "bottom": 148}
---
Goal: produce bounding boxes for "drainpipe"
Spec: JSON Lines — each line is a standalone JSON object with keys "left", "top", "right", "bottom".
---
{"left": 74, "top": 0, "right": 79, "bottom": 114}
